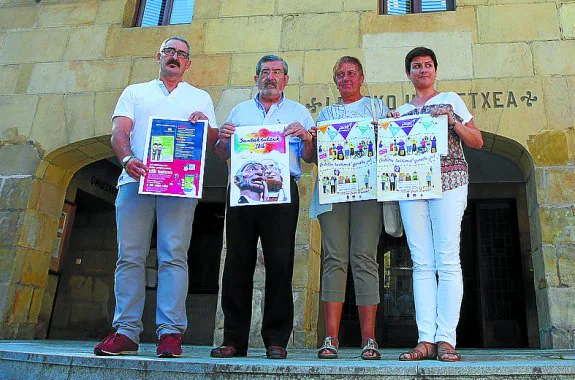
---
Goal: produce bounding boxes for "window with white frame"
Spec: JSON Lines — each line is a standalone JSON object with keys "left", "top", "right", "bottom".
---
{"left": 136, "top": 0, "right": 195, "bottom": 27}
{"left": 380, "top": 0, "right": 455, "bottom": 15}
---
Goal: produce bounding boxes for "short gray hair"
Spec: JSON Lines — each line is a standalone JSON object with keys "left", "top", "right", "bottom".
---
{"left": 255, "top": 55, "right": 288, "bottom": 75}
{"left": 332, "top": 56, "right": 364, "bottom": 83}
{"left": 159, "top": 36, "right": 191, "bottom": 53}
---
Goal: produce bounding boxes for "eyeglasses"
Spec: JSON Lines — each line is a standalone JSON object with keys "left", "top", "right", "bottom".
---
{"left": 259, "top": 68, "right": 285, "bottom": 77}
{"left": 161, "top": 47, "right": 190, "bottom": 59}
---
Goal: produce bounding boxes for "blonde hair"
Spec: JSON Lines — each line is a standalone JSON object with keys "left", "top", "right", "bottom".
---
{"left": 332, "top": 56, "right": 364, "bottom": 83}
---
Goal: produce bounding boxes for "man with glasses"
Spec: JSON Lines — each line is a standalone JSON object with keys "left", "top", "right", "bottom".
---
{"left": 211, "top": 55, "right": 314, "bottom": 359}
{"left": 94, "top": 36, "right": 217, "bottom": 358}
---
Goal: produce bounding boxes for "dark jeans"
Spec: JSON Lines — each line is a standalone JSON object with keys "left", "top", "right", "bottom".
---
{"left": 221, "top": 180, "right": 299, "bottom": 350}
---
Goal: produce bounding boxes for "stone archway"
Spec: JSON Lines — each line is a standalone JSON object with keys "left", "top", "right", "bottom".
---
{"left": 463, "top": 132, "right": 540, "bottom": 347}
{"left": 444, "top": 129, "right": 575, "bottom": 349}
{"left": 0, "top": 137, "right": 113, "bottom": 339}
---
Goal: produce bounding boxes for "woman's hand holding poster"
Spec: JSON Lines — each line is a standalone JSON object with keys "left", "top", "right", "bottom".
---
{"left": 316, "top": 114, "right": 448, "bottom": 204}
{"left": 376, "top": 114, "right": 447, "bottom": 201}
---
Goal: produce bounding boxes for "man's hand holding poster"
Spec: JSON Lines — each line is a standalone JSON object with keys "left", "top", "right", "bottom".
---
{"left": 316, "top": 117, "right": 377, "bottom": 204}
{"left": 139, "top": 117, "right": 207, "bottom": 198}
{"left": 230, "top": 124, "right": 290, "bottom": 207}
{"left": 377, "top": 114, "right": 447, "bottom": 201}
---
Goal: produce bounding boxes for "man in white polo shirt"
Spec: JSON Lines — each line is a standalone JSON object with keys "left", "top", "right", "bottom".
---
{"left": 94, "top": 36, "right": 217, "bottom": 358}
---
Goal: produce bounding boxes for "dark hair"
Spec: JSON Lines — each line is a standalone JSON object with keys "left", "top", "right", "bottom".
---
{"left": 256, "top": 55, "right": 289, "bottom": 75}
{"left": 404, "top": 47, "right": 438, "bottom": 73}
{"left": 332, "top": 56, "right": 364, "bottom": 83}
{"left": 160, "top": 36, "right": 191, "bottom": 53}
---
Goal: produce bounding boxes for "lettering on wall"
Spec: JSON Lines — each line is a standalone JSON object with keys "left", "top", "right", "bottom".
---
{"left": 305, "top": 91, "right": 538, "bottom": 114}
{"left": 90, "top": 176, "right": 118, "bottom": 196}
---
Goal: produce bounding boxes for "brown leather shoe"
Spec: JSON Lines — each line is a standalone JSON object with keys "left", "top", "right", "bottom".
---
{"left": 266, "top": 345, "right": 287, "bottom": 359}
{"left": 210, "top": 345, "right": 247, "bottom": 358}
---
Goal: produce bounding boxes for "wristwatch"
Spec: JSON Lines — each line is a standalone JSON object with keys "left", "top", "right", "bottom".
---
{"left": 448, "top": 120, "right": 457, "bottom": 129}
{"left": 122, "top": 155, "right": 136, "bottom": 169}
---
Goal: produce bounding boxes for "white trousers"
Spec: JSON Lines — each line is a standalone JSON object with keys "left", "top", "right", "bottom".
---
{"left": 399, "top": 185, "right": 468, "bottom": 347}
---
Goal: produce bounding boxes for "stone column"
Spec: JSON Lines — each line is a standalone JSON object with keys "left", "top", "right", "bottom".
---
{"left": 528, "top": 127, "right": 575, "bottom": 348}
{"left": 0, "top": 143, "right": 54, "bottom": 339}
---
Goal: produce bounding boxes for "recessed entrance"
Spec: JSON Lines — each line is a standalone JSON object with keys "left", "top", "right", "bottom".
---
{"left": 336, "top": 141, "right": 539, "bottom": 349}
{"left": 339, "top": 196, "right": 532, "bottom": 348}
{"left": 41, "top": 148, "right": 228, "bottom": 344}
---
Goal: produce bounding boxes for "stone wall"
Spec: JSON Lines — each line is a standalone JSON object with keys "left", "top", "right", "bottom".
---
{"left": 0, "top": 0, "right": 574, "bottom": 346}
{"left": 0, "top": 143, "right": 44, "bottom": 339}
{"left": 528, "top": 128, "right": 575, "bottom": 348}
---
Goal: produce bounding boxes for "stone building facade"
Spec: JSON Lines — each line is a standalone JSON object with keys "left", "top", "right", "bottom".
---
{"left": 0, "top": 0, "right": 574, "bottom": 348}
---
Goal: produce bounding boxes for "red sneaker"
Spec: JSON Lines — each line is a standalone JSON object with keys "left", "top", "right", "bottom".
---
{"left": 94, "top": 333, "right": 138, "bottom": 356}
{"left": 157, "top": 333, "right": 184, "bottom": 358}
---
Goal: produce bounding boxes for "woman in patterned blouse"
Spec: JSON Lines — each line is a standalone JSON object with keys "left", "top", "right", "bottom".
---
{"left": 390, "top": 47, "right": 483, "bottom": 362}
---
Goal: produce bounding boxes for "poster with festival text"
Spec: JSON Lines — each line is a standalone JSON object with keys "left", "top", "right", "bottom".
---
{"left": 139, "top": 117, "right": 207, "bottom": 198}
{"left": 230, "top": 124, "right": 290, "bottom": 207}
{"left": 376, "top": 114, "right": 447, "bottom": 201}
{"left": 316, "top": 117, "right": 377, "bottom": 204}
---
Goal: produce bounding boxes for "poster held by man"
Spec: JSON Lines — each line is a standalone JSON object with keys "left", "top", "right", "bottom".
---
{"left": 229, "top": 124, "right": 290, "bottom": 207}
{"left": 139, "top": 117, "right": 208, "bottom": 198}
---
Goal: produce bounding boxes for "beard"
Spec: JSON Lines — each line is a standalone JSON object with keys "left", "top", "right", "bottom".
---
{"left": 258, "top": 80, "right": 282, "bottom": 97}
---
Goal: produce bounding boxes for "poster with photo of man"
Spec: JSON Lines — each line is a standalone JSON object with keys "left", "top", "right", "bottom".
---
{"left": 230, "top": 124, "right": 290, "bottom": 207}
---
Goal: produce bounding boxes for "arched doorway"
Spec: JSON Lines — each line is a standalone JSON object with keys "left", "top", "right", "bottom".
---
{"left": 31, "top": 137, "right": 228, "bottom": 344}
{"left": 336, "top": 133, "right": 541, "bottom": 348}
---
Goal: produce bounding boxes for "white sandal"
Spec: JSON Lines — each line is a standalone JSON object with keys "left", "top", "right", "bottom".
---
{"left": 317, "top": 336, "right": 339, "bottom": 359}
{"left": 361, "top": 338, "right": 381, "bottom": 360}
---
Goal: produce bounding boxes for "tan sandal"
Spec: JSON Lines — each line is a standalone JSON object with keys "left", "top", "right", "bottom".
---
{"left": 317, "top": 336, "right": 339, "bottom": 359}
{"left": 437, "top": 341, "right": 461, "bottom": 362}
{"left": 398, "top": 341, "right": 437, "bottom": 361}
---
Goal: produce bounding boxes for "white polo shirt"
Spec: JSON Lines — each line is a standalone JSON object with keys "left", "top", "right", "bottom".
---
{"left": 112, "top": 79, "right": 217, "bottom": 186}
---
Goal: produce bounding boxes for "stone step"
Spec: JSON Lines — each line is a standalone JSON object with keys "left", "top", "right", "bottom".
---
{"left": 1, "top": 341, "right": 575, "bottom": 379}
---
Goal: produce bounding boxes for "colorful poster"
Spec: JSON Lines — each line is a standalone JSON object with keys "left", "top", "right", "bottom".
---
{"left": 139, "top": 117, "right": 207, "bottom": 198}
{"left": 376, "top": 114, "right": 447, "bottom": 201}
{"left": 230, "top": 124, "right": 290, "bottom": 207}
{"left": 316, "top": 117, "right": 377, "bottom": 204}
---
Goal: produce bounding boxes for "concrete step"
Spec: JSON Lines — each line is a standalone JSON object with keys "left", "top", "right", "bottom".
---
{"left": 1, "top": 340, "right": 575, "bottom": 379}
